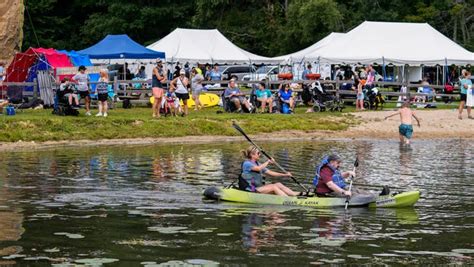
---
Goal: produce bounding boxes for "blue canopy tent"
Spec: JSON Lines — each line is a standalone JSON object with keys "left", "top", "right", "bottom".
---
{"left": 59, "top": 50, "right": 99, "bottom": 91}
{"left": 78, "top": 34, "right": 165, "bottom": 83}
{"left": 77, "top": 34, "right": 165, "bottom": 59}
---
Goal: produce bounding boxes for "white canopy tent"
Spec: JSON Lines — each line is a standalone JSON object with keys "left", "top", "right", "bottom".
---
{"left": 147, "top": 28, "right": 277, "bottom": 64}
{"left": 273, "top": 32, "right": 345, "bottom": 63}
{"left": 303, "top": 21, "right": 474, "bottom": 66}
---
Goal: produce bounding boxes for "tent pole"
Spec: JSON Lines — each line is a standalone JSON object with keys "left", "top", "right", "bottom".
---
{"left": 382, "top": 57, "right": 386, "bottom": 81}
{"left": 436, "top": 65, "right": 439, "bottom": 85}
{"left": 123, "top": 59, "right": 126, "bottom": 81}
{"left": 443, "top": 58, "right": 447, "bottom": 85}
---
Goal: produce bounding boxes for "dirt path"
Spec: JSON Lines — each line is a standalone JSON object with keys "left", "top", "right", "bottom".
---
{"left": 0, "top": 109, "right": 472, "bottom": 151}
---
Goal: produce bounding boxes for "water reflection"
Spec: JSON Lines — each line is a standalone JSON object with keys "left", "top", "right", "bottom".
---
{"left": 0, "top": 177, "right": 24, "bottom": 261}
{"left": 0, "top": 140, "right": 472, "bottom": 265}
{"left": 242, "top": 211, "right": 286, "bottom": 254}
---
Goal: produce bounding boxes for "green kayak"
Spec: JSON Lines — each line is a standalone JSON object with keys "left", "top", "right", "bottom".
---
{"left": 203, "top": 187, "right": 420, "bottom": 208}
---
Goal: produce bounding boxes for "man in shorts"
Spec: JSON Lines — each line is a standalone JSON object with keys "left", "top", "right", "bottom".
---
{"left": 384, "top": 101, "right": 421, "bottom": 145}
{"left": 72, "top": 65, "right": 91, "bottom": 115}
{"left": 224, "top": 79, "right": 253, "bottom": 113}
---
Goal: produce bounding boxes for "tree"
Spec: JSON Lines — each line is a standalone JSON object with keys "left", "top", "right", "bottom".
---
{"left": 281, "top": 0, "right": 343, "bottom": 54}
{"left": 21, "top": 0, "right": 473, "bottom": 55}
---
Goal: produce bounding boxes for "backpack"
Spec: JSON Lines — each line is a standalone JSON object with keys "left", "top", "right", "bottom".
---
{"left": 123, "top": 99, "right": 132, "bottom": 109}
{"left": 444, "top": 84, "right": 454, "bottom": 93}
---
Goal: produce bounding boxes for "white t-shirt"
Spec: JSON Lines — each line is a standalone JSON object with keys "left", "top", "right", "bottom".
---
{"left": 73, "top": 73, "right": 89, "bottom": 91}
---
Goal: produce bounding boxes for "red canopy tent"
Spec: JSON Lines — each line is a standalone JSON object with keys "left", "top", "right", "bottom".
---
{"left": 2, "top": 48, "right": 74, "bottom": 101}
{"left": 5, "top": 48, "right": 74, "bottom": 83}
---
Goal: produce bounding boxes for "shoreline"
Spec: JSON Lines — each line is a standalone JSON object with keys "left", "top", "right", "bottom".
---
{"left": 0, "top": 134, "right": 471, "bottom": 152}
{"left": 1, "top": 110, "right": 472, "bottom": 151}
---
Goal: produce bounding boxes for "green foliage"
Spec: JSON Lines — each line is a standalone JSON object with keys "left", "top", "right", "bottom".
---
{"left": 283, "top": 0, "right": 343, "bottom": 53}
{"left": 22, "top": 0, "right": 473, "bottom": 56}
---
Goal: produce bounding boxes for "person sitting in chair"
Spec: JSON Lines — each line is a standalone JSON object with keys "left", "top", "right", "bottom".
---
{"left": 224, "top": 79, "right": 253, "bottom": 113}
{"left": 278, "top": 83, "right": 295, "bottom": 112}
{"left": 0, "top": 99, "right": 9, "bottom": 113}
{"left": 59, "top": 78, "right": 79, "bottom": 108}
{"left": 255, "top": 82, "right": 273, "bottom": 113}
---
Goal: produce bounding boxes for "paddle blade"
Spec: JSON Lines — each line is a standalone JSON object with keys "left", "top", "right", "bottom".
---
{"left": 354, "top": 157, "right": 359, "bottom": 168}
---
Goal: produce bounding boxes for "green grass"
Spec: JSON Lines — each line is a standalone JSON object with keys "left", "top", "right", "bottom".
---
{"left": 0, "top": 106, "right": 358, "bottom": 142}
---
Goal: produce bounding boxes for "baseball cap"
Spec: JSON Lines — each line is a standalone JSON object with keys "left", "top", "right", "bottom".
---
{"left": 180, "top": 69, "right": 185, "bottom": 75}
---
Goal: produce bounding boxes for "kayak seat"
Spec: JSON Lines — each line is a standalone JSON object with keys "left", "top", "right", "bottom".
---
{"left": 380, "top": 185, "right": 390, "bottom": 196}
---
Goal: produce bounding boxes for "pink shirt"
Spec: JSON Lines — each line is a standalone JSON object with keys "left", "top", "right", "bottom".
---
{"left": 366, "top": 71, "right": 375, "bottom": 85}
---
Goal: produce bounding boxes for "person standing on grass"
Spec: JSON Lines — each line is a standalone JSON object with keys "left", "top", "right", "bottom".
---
{"left": 191, "top": 68, "right": 204, "bottom": 111}
{"left": 384, "top": 101, "right": 421, "bottom": 145}
{"left": 170, "top": 69, "right": 190, "bottom": 116}
{"left": 95, "top": 69, "right": 109, "bottom": 117}
{"left": 356, "top": 79, "right": 366, "bottom": 111}
{"left": 458, "top": 69, "right": 473, "bottom": 120}
{"left": 152, "top": 60, "right": 167, "bottom": 118}
{"left": 72, "top": 65, "right": 91, "bottom": 115}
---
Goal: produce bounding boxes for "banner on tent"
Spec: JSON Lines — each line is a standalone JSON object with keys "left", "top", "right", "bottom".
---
{"left": 56, "top": 66, "right": 106, "bottom": 76}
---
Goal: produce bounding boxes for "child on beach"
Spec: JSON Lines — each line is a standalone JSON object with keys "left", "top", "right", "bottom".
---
{"left": 384, "top": 101, "right": 421, "bottom": 145}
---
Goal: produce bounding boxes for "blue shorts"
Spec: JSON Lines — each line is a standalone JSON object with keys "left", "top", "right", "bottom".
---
{"left": 357, "top": 93, "right": 364, "bottom": 100}
{"left": 399, "top": 124, "right": 413, "bottom": 139}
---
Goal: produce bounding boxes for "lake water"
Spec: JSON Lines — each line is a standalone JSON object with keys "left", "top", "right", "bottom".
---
{"left": 0, "top": 140, "right": 473, "bottom": 266}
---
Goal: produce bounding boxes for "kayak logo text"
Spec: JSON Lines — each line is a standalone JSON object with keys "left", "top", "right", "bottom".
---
{"left": 376, "top": 198, "right": 396, "bottom": 206}
{"left": 282, "top": 200, "right": 319, "bottom": 206}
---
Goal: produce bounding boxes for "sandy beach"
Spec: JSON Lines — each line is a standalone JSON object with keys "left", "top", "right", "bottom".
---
{"left": 0, "top": 109, "right": 472, "bottom": 152}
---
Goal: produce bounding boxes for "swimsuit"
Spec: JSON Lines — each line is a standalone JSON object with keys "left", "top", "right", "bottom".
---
{"left": 399, "top": 124, "right": 413, "bottom": 139}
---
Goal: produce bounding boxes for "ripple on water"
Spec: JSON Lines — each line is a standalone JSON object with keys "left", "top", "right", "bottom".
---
{"left": 0, "top": 140, "right": 473, "bottom": 265}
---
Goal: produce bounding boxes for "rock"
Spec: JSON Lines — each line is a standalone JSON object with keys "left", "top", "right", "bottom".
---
{"left": 0, "top": 0, "right": 24, "bottom": 63}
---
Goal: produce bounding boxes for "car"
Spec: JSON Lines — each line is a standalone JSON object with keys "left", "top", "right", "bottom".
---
{"left": 218, "top": 65, "right": 256, "bottom": 81}
{"left": 242, "top": 65, "right": 279, "bottom": 84}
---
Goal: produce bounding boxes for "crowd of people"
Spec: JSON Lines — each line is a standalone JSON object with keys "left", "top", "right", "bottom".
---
{"left": 0, "top": 58, "right": 472, "bottom": 121}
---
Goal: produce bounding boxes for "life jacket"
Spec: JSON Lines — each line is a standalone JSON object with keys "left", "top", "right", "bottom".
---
{"left": 313, "top": 156, "right": 346, "bottom": 189}
{"left": 238, "top": 160, "right": 265, "bottom": 192}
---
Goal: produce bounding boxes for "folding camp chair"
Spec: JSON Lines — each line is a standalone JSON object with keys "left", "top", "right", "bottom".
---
{"left": 5, "top": 85, "right": 27, "bottom": 113}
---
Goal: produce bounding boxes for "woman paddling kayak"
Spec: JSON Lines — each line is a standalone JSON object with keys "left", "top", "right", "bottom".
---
{"left": 239, "top": 146, "right": 301, "bottom": 197}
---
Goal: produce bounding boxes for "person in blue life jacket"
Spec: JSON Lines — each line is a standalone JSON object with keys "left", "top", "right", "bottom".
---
{"left": 313, "top": 155, "right": 356, "bottom": 197}
{"left": 239, "top": 146, "right": 301, "bottom": 196}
